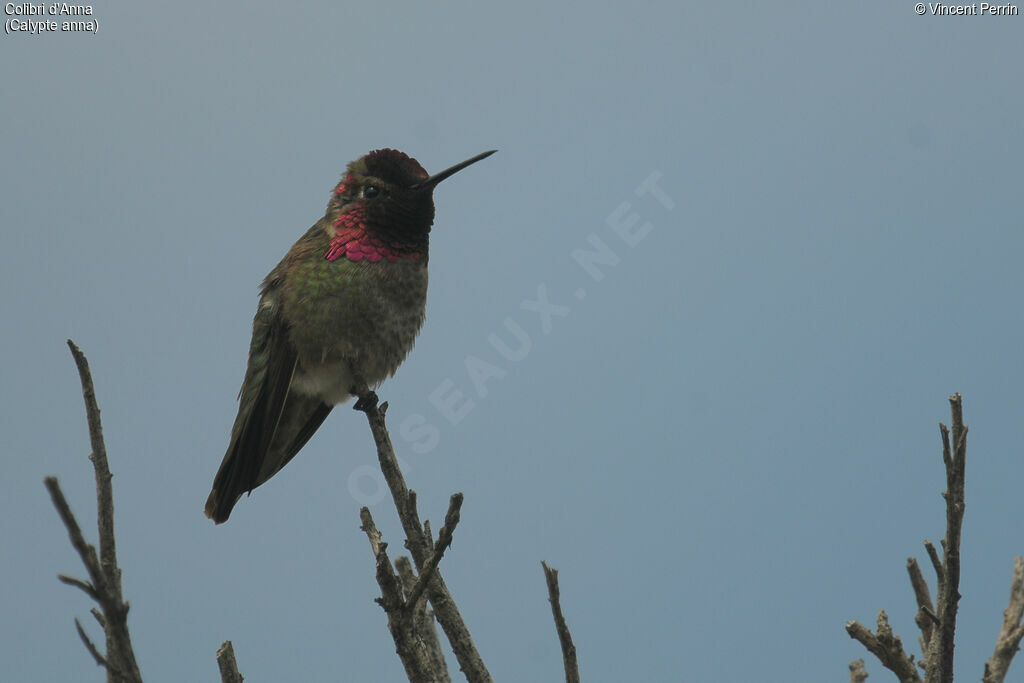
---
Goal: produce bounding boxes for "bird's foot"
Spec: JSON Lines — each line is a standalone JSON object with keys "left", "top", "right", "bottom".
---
{"left": 353, "top": 390, "right": 379, "bottom": 413}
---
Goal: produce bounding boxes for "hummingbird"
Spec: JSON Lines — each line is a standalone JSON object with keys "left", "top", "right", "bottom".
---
{"left": 205, "top": 148, "right": 496, "bottom": 523}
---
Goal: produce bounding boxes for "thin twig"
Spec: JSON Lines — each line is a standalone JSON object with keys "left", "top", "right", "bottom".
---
{"left": 58, "top": 574, "right": 101, "bottom": 601}
{"left": 542, "top": 562, "right": 580, "bottom": 683}
{"left": 67, "top": 340, "right": 121, "bottom": 595}
{"left": 74, "top": 617, "right": 110, "bottom": 669}
{"left": 45, "top": 478, "right": 108, "bottom": 596}
{"left": 404, "top": 494, "right": 463, "bottom": 610}
{"left": 983, "top": 556, "right": 1024, "bottom": 683}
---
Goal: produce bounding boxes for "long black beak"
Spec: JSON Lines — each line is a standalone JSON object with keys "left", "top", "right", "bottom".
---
{"left": 410, "top": 150, "right": 497, "bottom": 190}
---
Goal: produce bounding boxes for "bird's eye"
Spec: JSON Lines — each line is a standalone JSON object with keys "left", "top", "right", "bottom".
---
{"left": 362, "top": 184, "right": 381, "bottom": 199}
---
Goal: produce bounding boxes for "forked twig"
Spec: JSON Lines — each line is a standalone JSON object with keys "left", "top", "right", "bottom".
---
{"left": 45, "top": 340, "right": 142, "bottom": 682}
{"left": 352, "top": 379, "right": 491, "bottom": 682}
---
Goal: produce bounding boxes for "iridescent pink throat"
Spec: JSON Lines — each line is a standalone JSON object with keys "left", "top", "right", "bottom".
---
{"left": 325, "top": 205, "right": 424, "bottom": 263}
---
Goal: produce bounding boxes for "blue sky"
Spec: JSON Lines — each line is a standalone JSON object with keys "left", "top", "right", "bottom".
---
{"left": 2, "top": 2, "right": 1023, "bottom": 681}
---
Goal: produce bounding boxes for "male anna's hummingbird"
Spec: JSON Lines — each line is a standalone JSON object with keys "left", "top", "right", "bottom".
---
{"left": 205, "top": 148, "right": 496, "bottom": 523}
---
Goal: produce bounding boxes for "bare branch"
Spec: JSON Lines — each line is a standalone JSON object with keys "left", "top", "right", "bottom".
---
{"left": 924, "top": 540, "right": 943, "bottom": 582}
{"left": 360, "top": 507, "right": 442, "bottom": 683}
{"left": 46, "top": 475, "right": 142, "bottom": 682}
{"left": 849, "top": 658, "right": 868, "bottom": 683}
{"left": 395, "top": 557, "right": 450, "bottom": 683}
{"left": 360, "top": 507, "right": 406, "bottom": 614}
{"left": 846, "top": 612, "right": 921, "bottom": 683}
{"left": 75, "top": 617, "right": 110, "bottom": 670}
{"left": 58, "top": 574, "right": 100, "bottom": 602}
{"left": 983, "top": 556, "right": 1024, "bottom": 683}
{"left": 352, "top": 379, "right": 492, "bottom": 683}
{"left": 44, "top": 340, "right": 143, "bottom": 683}
{"left": 847, "top": 395, "right": 977, "bottom": 682}
{"left": 405, "top": 494, "right": 463, "bottom": 610}
{"left": 906, "top": 557, "right": 935, "bottom": 659}
{"left": 542, "top": 562, "right": 580, "bottom": 683}
{"left": 45, "top": 478, "right": 108, "bottom": 595}
{"left": 925, "top": 393, "right": 967, "bottom": 683}
{"left": 67, "top": 340, "right": 121, "bottom": 594}
{"left": 215, "top": 641, "right": 245, "bottom": 683}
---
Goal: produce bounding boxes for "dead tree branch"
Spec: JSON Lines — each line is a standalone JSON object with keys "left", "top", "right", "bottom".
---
{"left": 404, "top": 494, "right": 462, "bottom": 610}
{"left": 352, "top": 382, "right": 492, "bottom": 683}
{"left": 396, "top": 557, "right": 450, "bottom": 682}
{"left": 849, "top": 658, "right": 868, "bottom": 683}
{"left": 907, "top": 557, "right": 936, "bottom": 657}
{"left": 847, "top": 394, "right": 1023, "bottom": 682}
{"left": 361, "top": 507, "right": 450, "bottom": 682}
{"left": 846, "top": 611, "right": 921, "bottom": 683}
{"left": 924, "top": 394, "right": 967, "bottom": 683}
{"left": 44, "top": 340, "right": 143, "bottom": 682}
{"left": 47, "top": 344, "right": 576, "bottom": 682}
{"left": 74, "top": 617, "right": 112, "bottom": 670}
{"left": 983, "top": 556, "right": 1024, "bottom": 683}
{"left": 215, "top": 641, "right": 244, "bottom": 683}
{"left": 542, "top": 562, "right": 580, "bottom": 683}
